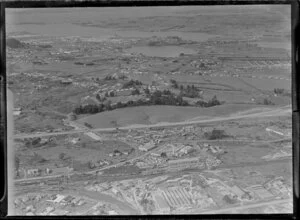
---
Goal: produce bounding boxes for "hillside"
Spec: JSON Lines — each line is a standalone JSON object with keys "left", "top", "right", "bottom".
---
{"left": 6, "top": 38, "right": 25, "bottom": 49}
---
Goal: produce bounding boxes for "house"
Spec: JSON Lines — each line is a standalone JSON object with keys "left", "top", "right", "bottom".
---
{"left": 13, "top": 109, "right": 22, "bottom": 116}
{"left": 53, "top": 194, "right": 65, "bottom": 203}
{"left": 139, "top": 141, "right": 156, "bottom": 152}
{"left": 77, "top": 199, "right": 85, "bottom": 206}
{"left": 85, "top": 132, "right": 102, "bottom": 141}
{"left": 70, "top": 137, "right": 80, "bottom": 144}
{"left": 230, "top": 185, "right": 245, "bottom": 198}
{"left": 179, "top": 145, "right": 193, "bottom": 155}
{"left": 40, "top": 138, "right": 48, "bottom": 145}
{"left": 60, "top": 79, "right": 72, "bottom": 85}
{"left": 27, "top": 168, "right": 40, "bottom": 177}
{"left": 107, "top": 210, "right": 118, "bottom": 215}
{"left": 62, "top": 195, "right": 74, "bottom": 204}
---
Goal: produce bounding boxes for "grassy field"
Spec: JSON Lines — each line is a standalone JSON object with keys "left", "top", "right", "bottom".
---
{"left": 78, "top": 104, "right": 262, "bottom": 128}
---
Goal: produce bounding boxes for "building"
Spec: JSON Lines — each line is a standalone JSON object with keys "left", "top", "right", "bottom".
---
{"left": 27, "top": 168, "right": 40, "bottom": 177}
{"left": 178, "top": 145, "right": 194, "bottom": 155}
{"left": 107, "top": 210, "right": 118, "bottom": 215}
{"left": 13, "top": 107, "right": 22, "bottom": 116}
{"left": 70, "top": 137, "right": 80, "bottom": 144}
{"left": 230, "top": 185, "right": 245, "bottom": 198}
{"left": 249, "top": 185, "right": 274, "bottom": 200}
{"left": 53, "top": 194, "right": 65, "bottom": 203}
{"left": 85, "top": 132, "right": 102, "bottom": 141}
{"left": 60, "top": 79, "right": 72, "bottom": 85}
{"left": 139, "top": 141, "right": 156, "bottom": 152}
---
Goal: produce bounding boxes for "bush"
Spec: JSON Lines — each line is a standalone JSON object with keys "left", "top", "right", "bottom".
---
{"left": 263, "top": 98, "right": 274, "bottom": 105}
{"left": 122, "top": 80, "right": 143, "bottom": 89}
{"left": 131, "top": 89, "right": 140, "bottom": 95}
{"left": 196, "top": 95, "right": 222, "bottom": 107}
{"left": 204, "top": 129, "right": 229, "bottom": 140}
{"left": 274, "top": 88, "right": 285, "bottom": 95}
{"left": 84, "top": 122, "right": 93, "bottom": 129}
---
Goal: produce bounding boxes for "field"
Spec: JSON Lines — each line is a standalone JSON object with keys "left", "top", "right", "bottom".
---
{"left": 78, "top": 104, "right": 263, "bottom": 128}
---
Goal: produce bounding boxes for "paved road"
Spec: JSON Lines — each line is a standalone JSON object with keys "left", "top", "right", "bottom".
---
{"left": 14, "top": 105, "right": 291, "bottom": 139}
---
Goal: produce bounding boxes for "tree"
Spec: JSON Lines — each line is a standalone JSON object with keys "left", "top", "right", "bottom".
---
{"left": 116, "top": 102, "right": 123, "bottom": 108}
{"left": 15, "top": 156, "right": 20, "bottom": 176}
{"left": 205, "top": 129, "right": 228, "bottom": 140}
{"left": 59, "top": 153, "right": 66, "bottom": 160}
{"left": 161, "top": 152, "right": 167, "bottom": 158}
{"left": 144, "top": 88, "right": 150, "bottom": 95}
{"left": 96, "top": 94, "right": 101, "bottom": 101}
{"left": 131, "top": 88, "right": 140, "bottom": 95}
{"left": 263, "top": 98, "right": 274, "bottom": 105}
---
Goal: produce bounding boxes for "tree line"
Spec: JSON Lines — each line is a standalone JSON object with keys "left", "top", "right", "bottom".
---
{"left": 73, "top": 90, "right": 189, "bottom": 115}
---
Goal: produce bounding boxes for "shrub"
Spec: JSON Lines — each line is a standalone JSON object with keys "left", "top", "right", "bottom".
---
{"left": 204, "top": 129, "right": 229, "bottom": 140}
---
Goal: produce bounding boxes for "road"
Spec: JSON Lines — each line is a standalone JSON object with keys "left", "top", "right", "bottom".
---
{"left": 13, "top": 105, "right": 291, "bottom": 183}
{"left": 14, "top": 105, "right": 291, "bottom": 139}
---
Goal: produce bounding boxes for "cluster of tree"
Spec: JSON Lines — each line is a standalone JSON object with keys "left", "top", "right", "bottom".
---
{"left": 104, "top": 91, "right": 115, "bottom": 97}
{"left": 170, "top": 79, "right": 178, "bottom": 89}
{"left": 204, "top": 129, "right": 229, "bottom": 140}
{"left": 263, "top": 98, "right": 275, "bottom": 105}
{"left": 104, "top": 75, "right": 117, "bottom": 80}
{"left": 74, "top": 61, "right": 85, "bottom": 65}
{"left": 122, "top": 80, "right": 143, "bottom": 89}
{"left": 59, "top": 153, "right": 66, "bottom": 160}
{"left": 73, "top": 90, "right": 189, "bottom": 115}
{"left": 256, "top": 98, "right": 275, "bottom": 105}
{"left": 140, "top": 198, "right": 155, "bottom": 213}
{"left": 30, "top": 152, "right": 47, "bottom": 165}
{"left": 84, "top": 122, "right": 93, "bottom": 129}
{"left": 24, "top": 137, "right": 44, "bottom": 148}
{"left": 73, "top": 103, "right": 107, "bottom": 114}
{"left": 274, "top": 88, "right": 285, "bottom": 95}
{"left": 96, "top": 94, "right": 107, "bottom": 102}
{"left": 170, "top": 79, "right": 202, "bottom": 98}
{"left": 223, "top": 195, "right": 238, "bottom": 204}
{"left": 144, "top": 88, "right": 150, "bottom": 95}
{"left": 179, "top": 84, "right": 201, "bottom": 98}
{"left": 195, "top": 95, "right": 222, "bottom": 107}
{"left": 15, "top": 156, "right": 20, "bottom": 176}
{"left": 131, "top": 88, "right": 141, "bottom": 95}
{"left": 148, "top": 41, "right": 161, "bottom": 46}
{"left": 149, "top": 90, "right": 189, "bottom": 106}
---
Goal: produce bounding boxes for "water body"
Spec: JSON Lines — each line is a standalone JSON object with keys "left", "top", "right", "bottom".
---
{"left": 126, "top": 45, "right": 197, "bottom": 58}
{"left": 6, "top": 23, "right": 216, "bottom": 42}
